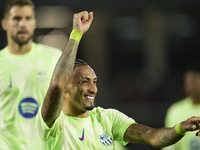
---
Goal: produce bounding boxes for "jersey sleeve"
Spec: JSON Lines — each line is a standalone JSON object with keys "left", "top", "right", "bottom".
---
{"left": 35, "top": 106, "right": 64, "bottom": 143}
{"left": 105, "top": 108, "right": 135, "bottom": 145}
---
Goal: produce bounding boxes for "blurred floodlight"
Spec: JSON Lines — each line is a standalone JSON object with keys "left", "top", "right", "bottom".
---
{"left": 36, "top": 6, "right": 73, "bottom": 28}
{"left": 36, "top": 30, "right": 68, "bottom": 50}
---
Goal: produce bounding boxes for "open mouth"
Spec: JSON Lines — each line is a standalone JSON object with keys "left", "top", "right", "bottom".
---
{"left": 17, "top": 31, "right": 28, "bottom": 37}
{"left": 84, "top": 95, "right": 94, "bottom": 102}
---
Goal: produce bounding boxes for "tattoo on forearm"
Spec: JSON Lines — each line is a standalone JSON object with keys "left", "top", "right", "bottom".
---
{"left": 42, "top": 40, "right": 79, "bottom": 127}
{"left": 54, "top": 40, "right": 78, "bottom": 80}
{"left": 135, "top": 132, "right": 142, "bottom": 138}
{"left": 124, "top": 126, "right": 147, "bottom": 145}
{"left": 125, "top": 124, "right": 182, "bottom": 147}
{"left": 42, "top": 86, "right": 63, "bottom": 124}
{"left": 157, "top": 128, "right": 177, "bottom": 145}
{"left": 129, "top": 130, "right": 134, "bottom": 136}
{"left": 142, "top": 127, "right": 151, "bottom": 134}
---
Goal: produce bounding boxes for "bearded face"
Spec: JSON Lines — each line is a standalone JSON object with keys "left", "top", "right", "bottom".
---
{"left": 3, "top": 5, "right": 36, "bottom": 46}
{"left": 67, "top": 65, "right": 98, "bottom": 112}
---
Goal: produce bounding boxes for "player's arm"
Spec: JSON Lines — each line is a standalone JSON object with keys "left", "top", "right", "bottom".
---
{"left": 41, "top": 11, "right": 93, "bottom": 128}
{"left": 124, "top": 116, "right": 200, "bottom": 148}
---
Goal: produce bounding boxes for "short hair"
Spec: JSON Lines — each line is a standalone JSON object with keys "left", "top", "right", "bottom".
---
{"left": 3, "top": 0, "right": 35, "bottom": 19}
{"left": 74, "top": 59, "right": 88, "bottom": 69}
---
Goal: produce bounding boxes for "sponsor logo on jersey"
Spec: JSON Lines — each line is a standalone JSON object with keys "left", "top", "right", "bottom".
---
{"left": 37, "top": 71, "right": 47, "bottom": 83}
{"left": 79, "top": 128, "right": 85, "bottom": 141}
{"left": 98, "top": 133, "right": 113, "bottom": 146}
{"left": 190, "top": 137, "right": 200, "bottom": 150}
{"left": 18, "top": 98, "right": 39, "bottom": 118}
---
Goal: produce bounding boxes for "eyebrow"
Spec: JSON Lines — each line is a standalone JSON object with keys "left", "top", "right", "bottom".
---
{"left": 81, "top": 77, "right": 97, "bottom": 80}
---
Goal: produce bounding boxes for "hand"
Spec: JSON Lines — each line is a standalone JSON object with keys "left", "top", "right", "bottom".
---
{"left": 180, "top": 116, "right": 200, "bottom": 136}
{"left": 72, "top": 11, "right": 93, "bottom": 35}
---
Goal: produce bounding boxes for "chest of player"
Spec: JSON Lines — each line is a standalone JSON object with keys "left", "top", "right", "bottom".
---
{"left": 62, "top": 115, "right": 115, "bottom": 150}
{"left": 1, "top": 56, "right": 52, "bottom": 91}
{"left": 0, "top": 55, "right": 51, "bottom": 119}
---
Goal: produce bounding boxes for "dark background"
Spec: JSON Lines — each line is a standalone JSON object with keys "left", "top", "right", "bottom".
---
{"left": 1, "top": 0, "right": 200, "bottom": 149}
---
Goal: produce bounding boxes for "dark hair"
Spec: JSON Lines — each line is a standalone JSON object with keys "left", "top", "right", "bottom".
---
{"left": 4, "top": 0, "right": 35, "bottom": 19}
{"left": 74, "top": 59, "right": 88, "bottom": 69}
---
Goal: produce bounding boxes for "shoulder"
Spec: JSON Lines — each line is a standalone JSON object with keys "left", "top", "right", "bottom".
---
{"left": 0, "top": 47, "right": 8, "bottom": 55}
{"left": 32, "top": 43, "right": 62, "bottom": 62}
{"left": 0, "top": 47, "right": 9, "bottom": 62}
{"left": 166, "top": 97, "right": 191, "bottom": 116}
{"left": 33, "top": 43, "right": 62, "bottom": 54}
{"left": 169, "top": 97, "right": 191, "bottom": 109}
{"left": 91, "top": 106, "right": 120, "bottom": 114}
{"left": 165, "top": 97, "right": 192, "bottom": 126}
{"left": 91, "top": 106, "right": 131, "bottom": 119}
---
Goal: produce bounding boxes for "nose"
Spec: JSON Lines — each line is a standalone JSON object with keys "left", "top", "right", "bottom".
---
{"left": 18, "top": 19, "right": 27, "bottom": 27}
{"left": 88, "top": 83, "right": 97, "bottom": 94}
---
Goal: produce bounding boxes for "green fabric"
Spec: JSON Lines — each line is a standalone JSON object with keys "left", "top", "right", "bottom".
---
{"left": 36, "top": 106, "right": 135, "bottom": 150}
{"left": 0, "top": 43, "right": 61, "bottom": 150}
{"left": 162, "top": 97, "right": 200, "bottom": 150}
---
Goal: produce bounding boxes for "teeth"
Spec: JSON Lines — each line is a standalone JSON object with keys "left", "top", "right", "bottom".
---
{"left": 85, "top": 96, "right": 93, "bottom": 100}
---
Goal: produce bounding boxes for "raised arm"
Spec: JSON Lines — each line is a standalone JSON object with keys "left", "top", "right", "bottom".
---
{"left": 124, "top": 116, "right": 200, "bottom": 148}
{"left": 41, "top": 11, "right": 93, "bottom": 128}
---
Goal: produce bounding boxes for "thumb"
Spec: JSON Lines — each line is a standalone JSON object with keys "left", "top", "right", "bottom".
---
{"left": 87, "top": 12, "right": 93, "bottom": 23}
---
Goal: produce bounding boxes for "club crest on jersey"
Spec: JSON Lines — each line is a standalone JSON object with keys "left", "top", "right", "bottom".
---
{"left": 18, "top": 98, "right": 39, "bottom": 118}
{"left": 190, "top": 137, "right": 200, "bottom": 150}
{"left": 98, "top": 133, "right": 113, "bottom": 146}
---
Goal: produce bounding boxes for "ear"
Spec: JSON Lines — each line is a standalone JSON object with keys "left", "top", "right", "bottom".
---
{"left": 64, "top": 83, "right": 72, "bottom": 95}
{"left": 1, "top": 19, "right": 7, "bottom": 31}
{"left": 64, "top": 85, "right": 68, "bottom": 92}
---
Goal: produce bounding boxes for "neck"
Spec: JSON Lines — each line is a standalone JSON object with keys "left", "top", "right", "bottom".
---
{"left": 62, "top": 99, "right": 89, "bottom": 118}
{"left": 62, "top": 107, "right": 89, "bottom": 118}
{"left": 7, "top": 40, "right": 32, "bottom": 55}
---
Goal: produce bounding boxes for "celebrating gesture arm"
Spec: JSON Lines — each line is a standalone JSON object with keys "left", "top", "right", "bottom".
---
{"left": 41, "top": 11, "right": 93, "bottom": 128}
{"left": 124, "top": 116, "right": 200, "bottom": 148}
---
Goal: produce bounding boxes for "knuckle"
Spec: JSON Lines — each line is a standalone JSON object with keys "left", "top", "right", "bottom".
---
{"left": 83, "top": 11, "right": 88, "bottom": 14}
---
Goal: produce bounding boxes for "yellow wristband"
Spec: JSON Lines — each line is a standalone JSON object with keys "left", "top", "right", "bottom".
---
{"left": 69, "top": 29, "right": 82, "bottom": 43}
{"left": 175, "top": 123, "right": 186, "bottom": 135}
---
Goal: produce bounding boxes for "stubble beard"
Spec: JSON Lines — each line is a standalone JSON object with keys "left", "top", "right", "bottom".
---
{"left": 12, "top": 33, "right": 33, "bottom": 46}
{"left": 85, "top": 104, "right": 94, "bottom": 111}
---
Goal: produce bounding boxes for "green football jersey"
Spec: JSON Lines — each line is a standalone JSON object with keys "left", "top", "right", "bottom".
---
{"left": 0, "top": 43, "right": 61, "bottom": 150}
{"left": 162, "top": 97, "right": 200, "bottom": 150}
{"left": 36, "top": 106, "right": 135, "bottom": 150}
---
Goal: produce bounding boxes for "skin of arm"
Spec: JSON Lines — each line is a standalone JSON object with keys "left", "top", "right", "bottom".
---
{"left": 41, "top": 11, "right": 93, "bottom": 128}
{"left": 124, "top": 116, "right": 200, "bottom": 148}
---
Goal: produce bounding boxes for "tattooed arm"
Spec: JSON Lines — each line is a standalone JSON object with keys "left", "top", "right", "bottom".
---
{"left": 124, "top": 123, "right": 181, "bottom": 148}
{"left": 41, "top": 11, "right": 93, "bottom": 128}
{"left": 124, "top": 116, "right": 200, "bottom": 148}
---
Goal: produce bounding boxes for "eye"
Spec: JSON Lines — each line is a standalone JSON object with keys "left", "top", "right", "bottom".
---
{"left": 93, "top": 80, "right": 97, "bottom": 85}
{"left": 13, "top": 16, "right": 21, "bottom": 21}
{"left": 26, "top": 16, "right": 32, "bottom": 20}
{"left": 81, "top": 80, "right": 89, "bottom": 84}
